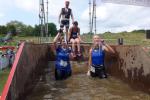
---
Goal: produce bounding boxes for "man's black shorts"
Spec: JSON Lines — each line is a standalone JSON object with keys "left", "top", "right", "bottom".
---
{"left": 60, "top": 20, "right": 70, "bottom": 29}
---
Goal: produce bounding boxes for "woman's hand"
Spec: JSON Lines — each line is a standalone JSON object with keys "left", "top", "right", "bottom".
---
{"left": 100, "top": 39, "right": 105, "bottom": 45}
{"left": 87, "top": 70, "right": 90, "bottom": 76}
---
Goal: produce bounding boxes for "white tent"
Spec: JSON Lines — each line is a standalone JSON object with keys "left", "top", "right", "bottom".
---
{"left": 101, "top": 0, "right": 150, "bottom": 7}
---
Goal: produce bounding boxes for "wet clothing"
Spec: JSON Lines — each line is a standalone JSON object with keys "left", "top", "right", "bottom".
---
{"left": 90, "top": 46, "right": 107, "bottom": 78}
{"left": 55, "top": 68, "right": 72, "bottom": 80}
{"left": 55, "top": 45, "right": 72, "bottom": 80}
{"left": 60, "top": 20, "right": 69, "bottom": 29}
{"left": 70, "top": 27, "right": 79, "bottom": 40}
{"left": 91, "top": 47, "right": 105, "bottom": 66}
{"left": 90, "top": 65, "right": 107, "bottom": 78}
{"left": 60, "top": 8, "right": 72, "bottom": 28}
{"left": 61, "top": 8, "right": 72, "bottom": 19}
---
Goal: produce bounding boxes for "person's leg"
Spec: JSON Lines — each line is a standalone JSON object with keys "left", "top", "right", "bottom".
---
{"left": 96, "top": 68, "right": 103, "bottom": 79}
{"left": 61, "top": 70, "right": 66, "bottom": 79}
{"left": 97, "top": 67, "right": 107, "bottom": 79}
{"left": 70, "top": 39, "right": 76, "bottom": 57}
{"left": 60, "top": 20, "right": 65, "bottom": 29}
{"left": 55, "top": 68, "right": 62, "bottom": 80}
{"left": 65, "top": 21, "right": 70, "bottom": 42}
{"left": 65, "top": 27, "right": 69, "bottom": 42}
{"left": 55, "top": 68, "right": 59, "bottom": 80}
{"left": 90, "top": 71, "right": 96, "bottom": 77}
{"left": 75, "top": 38, "right": 81, "bottom": 56}
{"left": 102, "top": 67, "right": 107, "bottom": 78}
{"left": 64, "top": 69, "right": 72, "bottom": 79}
{"left": 68, "top": 69, "right": 72, "bottom": 76}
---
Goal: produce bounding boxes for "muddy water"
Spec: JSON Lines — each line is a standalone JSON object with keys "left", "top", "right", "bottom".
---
{"left": 26, "top": 61, "right": 150, "bottom": 100}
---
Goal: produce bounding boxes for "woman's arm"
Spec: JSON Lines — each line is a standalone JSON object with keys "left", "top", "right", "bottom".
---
{"left": 88, "top": 48, "right": 92, "bottom": 70}
{"left": 103, "top": 42, "right": 115, "bottom": 53}
{"left": 71, "top": 10, "right": 74, "bottom": 23}
{"left": 53, "top": 32, "right": 61, "bottom": 49}
{"left": 68, "top": 28, "right": 72, "bottom": 42}
{"left": 87, "top": 48, "right": 92, "bottom": 76}
{"left": 58, "top": 9, "right": 62, "bottom": 24}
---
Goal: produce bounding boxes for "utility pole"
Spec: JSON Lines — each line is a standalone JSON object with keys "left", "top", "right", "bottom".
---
{"left": 91, "top": 0, "right": 97, "bottom": 34}
{"left": 39, "top": 0, "right": 46, "bottom": 42}
{"left": 89, "top": 0, "right": 92, "bottom": 34}
{"left": 94, "top": 0, "right": 97, "bottom": 34}
{"left": 46, "top": 0, "right": 49, "bottom": 37}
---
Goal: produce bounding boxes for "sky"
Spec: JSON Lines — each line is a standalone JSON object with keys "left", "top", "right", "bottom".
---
{"left": 0, "top": 0, "right": 150, "bottom": 33}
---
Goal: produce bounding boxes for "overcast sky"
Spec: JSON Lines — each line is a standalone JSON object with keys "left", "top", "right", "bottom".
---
{"left": 0, "top": 0, "right": 150, "bottom": 33}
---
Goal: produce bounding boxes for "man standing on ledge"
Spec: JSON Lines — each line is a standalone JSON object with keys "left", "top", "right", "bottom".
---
{"left": 58, "top": 0, "right": 74, "bottom": 42}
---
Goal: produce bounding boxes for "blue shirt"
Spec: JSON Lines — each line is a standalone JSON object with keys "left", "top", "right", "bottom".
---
{"left": 55, "top": 46, "right": 71, "bottom": 71}
{"left": 91, "top": 47, "right": 105, "bottom": 67}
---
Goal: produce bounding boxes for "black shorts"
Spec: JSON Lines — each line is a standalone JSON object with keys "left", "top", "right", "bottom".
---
{"left": 60, "top": 20, "right": 70, "bottom": 29}
{"left": 90, "top": 66, "right": 107, "bottom": 79}
{"left": 55, "top": 68, "right": 72, "bottom": 80}
{"left": 70, "top": 36, "right": 78, "bottom": 40}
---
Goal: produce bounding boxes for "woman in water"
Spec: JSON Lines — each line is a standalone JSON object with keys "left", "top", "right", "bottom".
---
{"left": 53, "top": 29, "right": 72, "bottom": 80}
{"left": 87, "top": 35, "right": 115, "bottom": 78}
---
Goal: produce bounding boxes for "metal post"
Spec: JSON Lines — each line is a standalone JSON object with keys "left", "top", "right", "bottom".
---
{"left": 46, "top": 0, "right": 49, "bottom": 37}
{"left": 89, "top": 0, "right": 92, "bottom": 33}
{"left": 39, "top": 0, "right": 47, "bottom": 42}
{"left": 94, "top": 0, "right": 97, "bottom": 34}
{"left": 91, "top": 0, "right": 94, "bottom": 34}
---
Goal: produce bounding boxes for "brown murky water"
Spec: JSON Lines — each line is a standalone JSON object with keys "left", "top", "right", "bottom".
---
{"left": 26, "top": 61, "right": 150, "bottom": 100}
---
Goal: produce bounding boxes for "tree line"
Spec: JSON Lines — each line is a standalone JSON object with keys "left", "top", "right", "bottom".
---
{"left": 0, "top": 20, "right": 57, "bottom": 37}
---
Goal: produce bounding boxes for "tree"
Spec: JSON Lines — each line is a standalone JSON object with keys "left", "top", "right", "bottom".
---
{"left": 6, "top": 20, "right": 36, "bottom": 36}
{"left": 0, "top": 25, "right": 7, "bottom": 34}
{"left": 6, "top": 20, "right": 27, "bottom": 35}
{"left": 26, "top": 25, "right": 34, "bottom": 36}
{"left": 48, "top": 23, "right": 57, "bottom": 37}
{"left": 33, "top": 23, "right": 57, "bottom": 37}
{"left": 33, "top": 25, "right": 40, "bottom": 36}
{"left": 4, "top": 21, "right": 57, "bottom": 37}
{"left": 6, "top": 24, "right": 16, "bottom": 35}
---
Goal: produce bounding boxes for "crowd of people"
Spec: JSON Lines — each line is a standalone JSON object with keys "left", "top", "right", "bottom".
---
{"left": 0, "top": 49, "right": 15, "bottom": 70}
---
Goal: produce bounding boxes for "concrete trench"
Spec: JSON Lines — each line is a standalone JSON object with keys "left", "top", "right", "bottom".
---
{"left": 3, "top": 43, "right": 150, "bottom": 100}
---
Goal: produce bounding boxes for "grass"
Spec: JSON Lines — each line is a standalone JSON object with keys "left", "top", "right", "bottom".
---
{"left": 0, "top": 68, "right": 10, "bottom": 95}
{"left": 0, "top": 31, "right": 150, "bottom": 45}
{"left": 81, "top": 32, "right": 150, "bottom": 46}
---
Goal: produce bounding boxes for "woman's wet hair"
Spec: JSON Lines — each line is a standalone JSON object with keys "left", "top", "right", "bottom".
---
{"left": 73, "top": 21, "right": 78, "bottom": 26}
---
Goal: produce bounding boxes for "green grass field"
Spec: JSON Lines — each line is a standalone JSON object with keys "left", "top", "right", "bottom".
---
{"left": 1, "top": 31, "right": 150, "bottom": 46}
{"left": 0, "top": 68, "right": 10, "bottom": 95}
{"left": 81, "top": 32, "right": 150, "bottom": 46}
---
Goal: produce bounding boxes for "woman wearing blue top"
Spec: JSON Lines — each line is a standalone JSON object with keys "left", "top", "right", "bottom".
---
{"left": 53, "top": 29, "right": 72, "bottom": 80}
{"left": 87, "top": 35, "right": 115, "bottom": 78}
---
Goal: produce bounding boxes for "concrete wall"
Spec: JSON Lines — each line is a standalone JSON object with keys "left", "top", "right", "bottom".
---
{"left": 106, "top": 45, "right": 150, "bottom": 94}
{"left": 6, "top": 43, "right": 50, "bottom": 100}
